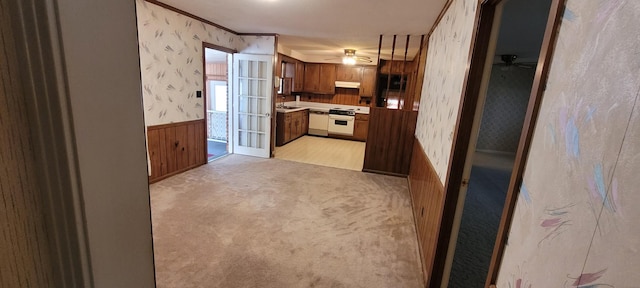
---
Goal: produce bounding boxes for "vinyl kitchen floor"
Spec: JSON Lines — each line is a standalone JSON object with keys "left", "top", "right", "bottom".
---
{"left": 274, "top": 135, "right": 366, "bottom": 171}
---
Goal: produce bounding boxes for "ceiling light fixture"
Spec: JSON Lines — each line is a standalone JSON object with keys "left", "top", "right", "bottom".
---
{"left": 342, "top": 49, "right": 357, "bottom": 65}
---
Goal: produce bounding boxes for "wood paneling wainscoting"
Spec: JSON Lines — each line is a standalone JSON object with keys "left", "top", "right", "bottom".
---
{"left": 363, "top": 108, "right": 418, "bottom": 176}
{"left": 408, "top": 139, "right": 445, "bottom": 286}
{"left": 205, "top": 62, "right": 228, "bottom": 81}
{"left": 147, "top": 119, "right": 206, "bottom": 183}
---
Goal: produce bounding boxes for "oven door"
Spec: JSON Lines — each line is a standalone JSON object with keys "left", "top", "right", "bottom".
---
{"left": 327, "top": 114, "right": 355, "bottom": 136}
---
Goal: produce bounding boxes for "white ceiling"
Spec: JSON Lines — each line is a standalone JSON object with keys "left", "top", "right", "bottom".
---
{"left": 157, "top": 0, "right": 448, "bottom": 64}
{"left": 160, "top": 0, "right": 552, "bottom": 66}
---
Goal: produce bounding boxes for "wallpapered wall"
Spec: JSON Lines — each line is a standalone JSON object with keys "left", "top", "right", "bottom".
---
{"left": 497, "top": 0, "right": 640, "bottom": 287}
{"left": 135, "top": 0, "right": 274, "bottom": 126}
{"left": 476, "top": 66, "right": 535, "bottom": 153}
{"left": 415, "top": 0, "right": 479, "bottom": 183}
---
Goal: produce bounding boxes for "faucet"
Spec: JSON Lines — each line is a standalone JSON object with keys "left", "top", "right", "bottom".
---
{"left": 277, "top": 95, "right": 286, "bottom": 108}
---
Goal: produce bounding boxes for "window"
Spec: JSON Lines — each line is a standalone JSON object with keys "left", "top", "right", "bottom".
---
{"left": 208, "top": 81, "right": 228, "bottom": 112}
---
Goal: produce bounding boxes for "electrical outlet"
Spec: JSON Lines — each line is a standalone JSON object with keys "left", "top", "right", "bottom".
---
{"left": 196, "top": 91, "right": 202, "bottom": 98}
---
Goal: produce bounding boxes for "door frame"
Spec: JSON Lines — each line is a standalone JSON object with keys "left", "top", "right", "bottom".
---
{"left": 431, "top": 0, "right": 567, "bottom": 287}
{"left": 202, "top": 42, "right": 236, "bottom": 161}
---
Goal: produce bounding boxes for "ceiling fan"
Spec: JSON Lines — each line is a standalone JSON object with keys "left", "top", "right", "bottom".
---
{"left": 497, "top": 54, "right": 535, "bottom": 69}
{"left": 325, "top": 49, "right": 373, "bottom": 65}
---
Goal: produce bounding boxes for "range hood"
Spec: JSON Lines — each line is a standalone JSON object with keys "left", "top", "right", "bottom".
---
{"left": 335, "top": 81, "right": 360, "bottom": 89}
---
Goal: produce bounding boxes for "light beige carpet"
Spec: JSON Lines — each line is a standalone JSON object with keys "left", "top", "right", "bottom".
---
{"left": 150, "top": 155, "right": 424, "bottom": 287}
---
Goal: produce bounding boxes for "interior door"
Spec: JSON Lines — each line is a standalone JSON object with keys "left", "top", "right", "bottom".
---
{"left": 232, "top": 54, "right": 273, "bottom": 158}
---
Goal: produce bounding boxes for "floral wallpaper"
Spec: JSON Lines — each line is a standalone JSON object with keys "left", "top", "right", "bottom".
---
{"left": 476, "top": 66, "right": 535, "bottom": 153}
{"left": 415, "top": 0, "right": 479, "bottom": 183}
{"left": 497, "top": 0, "right": 640, "bottom": 286}
{"left": 135, "top": 0, "right": 274, "bottom": 126}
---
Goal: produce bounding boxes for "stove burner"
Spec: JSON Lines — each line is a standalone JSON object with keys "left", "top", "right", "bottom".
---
{"left": 329, "top": 108, "right": 356, "bottom": 116}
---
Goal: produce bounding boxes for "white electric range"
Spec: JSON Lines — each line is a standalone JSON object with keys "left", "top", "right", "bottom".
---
{"left": 327, "top": 108, "right": 356, "bottom": 136}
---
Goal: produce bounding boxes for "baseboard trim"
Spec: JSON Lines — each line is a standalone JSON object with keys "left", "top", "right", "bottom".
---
{"left": 148, "top": 162, "right": 203, "bottom": 184}
{"left": 362, "top": 168, "right": 407, "bottom": 178}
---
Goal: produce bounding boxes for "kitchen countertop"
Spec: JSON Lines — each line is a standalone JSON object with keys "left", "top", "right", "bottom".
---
{"left": 275, "top": 106, "right": 309, "bottom": 113}
{"left": 276, "top": 101, "right": 370, "bottom": 114}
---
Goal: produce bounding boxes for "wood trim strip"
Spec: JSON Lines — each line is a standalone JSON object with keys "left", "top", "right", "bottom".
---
{"left": 237, "top": 33, "right": 278, "bottom": 36}
{"left": 400, "top": 35, "right": 410, "bottom": 108}
{"left": 361, "top": 169, "right": 408, "bottom": 178}
{"left": 143, "top": 1, "right": 279, "bottom": 37}
{"left": 203, "top": 42, "right": 236, "bottom": 54}
{"left": 271, "top": 35, "right": 279, "bottom": 157}
{"left": 427, "top": 0, "right": 455, "bottom": 37}
{"left": 429, "top": 1, "right": 494, "bottom": 287}
{"left": 147, "top": 119, "right": 204, "bottom": 131}
{"left": 144, "top": 0, "right": 238, "bottom": 34}
{"left": 385, "top": 35, "right": 397, "bottom": 105}
{"left": 486, "top": 0, "right": 566, "bottom": 286}
{"left": 201, "top": 43, "right": 208, "bottom": 163}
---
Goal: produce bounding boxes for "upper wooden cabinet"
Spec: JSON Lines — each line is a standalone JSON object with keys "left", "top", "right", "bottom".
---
{"left": 360, "top": 66, "right": 377, "bottom": 97}
{"left": 293, "top": 62, "right": 305, "bottom": 92}
{"left": 284, "top": 62, "right": 295, "bottom": 78}
{"left": 303, "top": 63, "right": 320, "bottom": 92}
{"left": 318, "top": 64, "right": 336, "bottom": 93}
{"left": 304, "top": 63, "right": 336, "bottom": 94}
{"left": 336, "top": 65, "right": 362, "bottom": 82}
{"left": 278, "top": 54, "right": 305, "bottom": 94}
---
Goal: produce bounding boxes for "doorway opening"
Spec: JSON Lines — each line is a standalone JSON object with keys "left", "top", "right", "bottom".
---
{"left": 429, "top": 0, "right": 566, "bottom": 287}
{"left": 448, "top": 1, "right": 551, "bottom": 286}
{"left": 204, "top": 47, "right": 232, "bottom": 162}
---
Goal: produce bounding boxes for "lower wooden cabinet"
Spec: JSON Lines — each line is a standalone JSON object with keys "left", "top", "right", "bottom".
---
{"left": 276, "top": 110, "right": 308, "bottom": 146}
{"left": 301, "top": 110, "right": 309, "bottom": 134}
{"left": 147, "top": 119, "right": 206, "bottom": 183}
{"left": 353, "top": 113, "right": 369, "bottom": 141}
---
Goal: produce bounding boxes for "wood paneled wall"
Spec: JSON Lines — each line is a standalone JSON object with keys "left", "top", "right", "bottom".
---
{"left": 363, "top": 108, "right": 418, "bottom": 175}
{"left": 206, "top": 62, "right": 227, "bottom": 81}
{"left": 408, "top": 139, "right": 445, "bottom": 286}
{"left": 147, "top": 119, "right": 206, "bottom": 183}
{"left": 1, "top": 3, "right": 54, "bottom": 285}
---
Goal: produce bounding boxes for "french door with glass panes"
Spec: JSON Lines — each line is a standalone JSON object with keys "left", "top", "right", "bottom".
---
{"left": 232, "top": 54, "right": 273, "bottom": 158}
